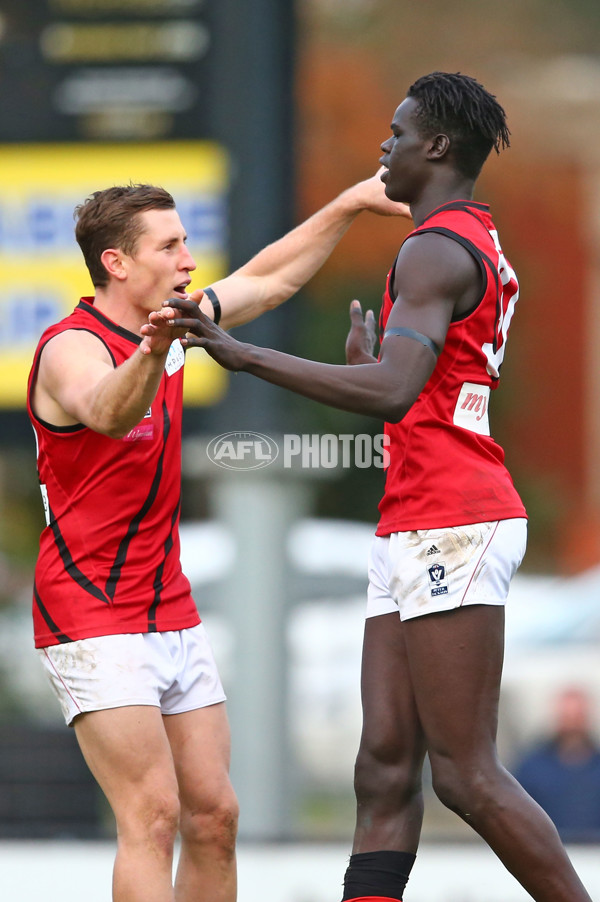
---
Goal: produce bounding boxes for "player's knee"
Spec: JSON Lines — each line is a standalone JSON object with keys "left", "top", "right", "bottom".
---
{"left": 430, "top": 756, "right": 496, "bottom": 819}
{"left": 150, "top": 804, "right": 181, "bottom": 856}
{"left": 180, "top": 788, "right": 239, "bottom": 858}
{"left": 354, "top": 745, "right": 422, "bottom": 811}
{"left": 120, "top": 790, "right": 180, "bottom": 856}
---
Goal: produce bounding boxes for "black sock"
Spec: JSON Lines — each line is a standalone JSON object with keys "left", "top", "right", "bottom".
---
{"left": 341, "top": 850, "right": 416, "bottom": 901}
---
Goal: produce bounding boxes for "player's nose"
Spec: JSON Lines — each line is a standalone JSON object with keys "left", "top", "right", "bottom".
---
{"left": 181, "top": 246, "right": 196, "bottom": 272}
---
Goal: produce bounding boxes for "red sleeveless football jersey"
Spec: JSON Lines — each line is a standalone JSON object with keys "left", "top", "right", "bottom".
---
{"left": 27, "top": 298, "right": 200, "bottom": 647}
{"left": 376, "top": 200, "right": 527, "bottom": 535}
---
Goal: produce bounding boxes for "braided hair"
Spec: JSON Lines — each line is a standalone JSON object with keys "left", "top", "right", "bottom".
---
{"left": 407, "top": 72, "right": 510, "bottom": 179}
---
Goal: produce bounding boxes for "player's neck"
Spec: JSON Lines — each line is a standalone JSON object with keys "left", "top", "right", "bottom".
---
{"left": 410, "top": 177, "right": 475, "bottom": 227}
{"left": 93, "top": 288, "right": 148, "bottom": 336}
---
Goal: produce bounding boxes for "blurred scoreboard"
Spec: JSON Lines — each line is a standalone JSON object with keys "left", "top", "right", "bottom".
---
{"left": 0, "top": 0, "right": 229, "bottom": 407}
{"left": 0, "top": 0, "right": 217, "bottom": 142}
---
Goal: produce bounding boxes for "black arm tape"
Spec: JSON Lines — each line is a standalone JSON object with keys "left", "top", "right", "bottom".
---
{"left": 384, "top": 326, "right": 441, "bottom": 357}
{"left": 203, "top": 285, "right": 222, "bottom": 326}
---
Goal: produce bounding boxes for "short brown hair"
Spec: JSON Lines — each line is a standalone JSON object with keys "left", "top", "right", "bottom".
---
{"left": 74, "top": 184, "right": 176, "bottom": 287}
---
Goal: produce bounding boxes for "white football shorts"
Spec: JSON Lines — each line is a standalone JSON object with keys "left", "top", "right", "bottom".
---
{"left": 38, "top": 623, "right": 226, "bottom": 726}
{"left": 366, "top": 518, "right": 527, "bottom": 621}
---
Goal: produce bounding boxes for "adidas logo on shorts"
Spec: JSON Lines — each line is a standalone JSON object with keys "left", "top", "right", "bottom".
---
{"left": 426, "top": 544, "right": 441, "bottom": 555}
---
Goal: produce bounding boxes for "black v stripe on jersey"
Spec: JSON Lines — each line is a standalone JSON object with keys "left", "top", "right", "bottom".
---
{"left": 147, "top": 497, "right": 181, "bottom": 631}
{"left": 34, "top": 583, "right": 72, "bottom": 643}
{"left": 48, "top": 504, "right": 111, "bottom": 605}
{"left": 105, "top": 400, "right": 172, "bottom": 601}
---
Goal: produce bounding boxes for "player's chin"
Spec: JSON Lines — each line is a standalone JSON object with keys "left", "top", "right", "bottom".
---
{"left": 383, "top": 181, "right": 404, "bottom": 203}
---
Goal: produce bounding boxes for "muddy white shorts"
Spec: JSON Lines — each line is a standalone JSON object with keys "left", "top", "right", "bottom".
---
{"left": 366, "top": 518, "right": 527, "bottom": 621}
{"left": 38, "top": 624, "right": 226, "bottom": 726}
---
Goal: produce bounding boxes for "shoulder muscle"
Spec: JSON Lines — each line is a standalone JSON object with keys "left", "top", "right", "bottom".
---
{"left": 35, "top": 329, "right": 116, "bottom": 426}
{"left": 394, "top": 231, "right": 483, "bottom": 320}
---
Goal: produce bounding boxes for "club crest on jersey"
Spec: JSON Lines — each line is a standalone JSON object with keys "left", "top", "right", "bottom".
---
{"left": 165, "top": 339, "right": 185, "bottom": 376}
{"left": 427, "top": 561, "right": 449, "bottom": 597}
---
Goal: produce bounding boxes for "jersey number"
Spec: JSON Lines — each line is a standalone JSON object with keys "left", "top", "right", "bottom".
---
{"left": 481, "top": 229, "right": 520, "bottom": 378}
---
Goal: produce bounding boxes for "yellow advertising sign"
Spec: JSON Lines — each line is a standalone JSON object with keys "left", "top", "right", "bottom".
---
{"left": 0, "top": 141, "right": 229, "bottom": 407}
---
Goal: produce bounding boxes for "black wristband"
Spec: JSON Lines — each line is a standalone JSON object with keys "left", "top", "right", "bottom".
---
{"left": 203, "top": 286, "right": 222, "bottom": 326}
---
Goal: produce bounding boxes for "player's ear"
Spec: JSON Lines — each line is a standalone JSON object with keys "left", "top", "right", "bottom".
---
{"left": 428, "top": 133, "right": 450, "bottom": 161}
{"left": 100, "top": 248, "right": 127, "bottom": 281}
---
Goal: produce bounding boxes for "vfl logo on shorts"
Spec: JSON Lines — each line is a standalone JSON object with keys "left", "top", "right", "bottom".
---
{"left": 427, "top": 561, "right": 449, "bottom": 597}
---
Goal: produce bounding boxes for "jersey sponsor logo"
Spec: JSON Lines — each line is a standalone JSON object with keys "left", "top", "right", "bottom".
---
{"left": 426, "top": 544, "right": 441, "bottom": 555}
{"left": 427, "top": 561, "right": 449, "bottom": 597}
{"left": 123, "top": 423, "right": 154, "bottom": 442}
{"left": 453, "top": 382, "right": 490, "bottom": 436}
{"left": 165, "top": 339, "right": 185, "bottom": 376}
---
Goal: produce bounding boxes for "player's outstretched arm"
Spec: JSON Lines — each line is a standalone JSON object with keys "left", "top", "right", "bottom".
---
{"left": 157, "top": 296, "right": 436, "bottom": 423}
{"left": 194, "top": 170, "right": 411, "bottom": 331}
{"left": 158, "top": 234, "right": 475, "bottom": 423}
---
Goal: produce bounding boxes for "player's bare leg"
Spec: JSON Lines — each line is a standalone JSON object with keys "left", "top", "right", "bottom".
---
{"left": 163, "top": 703, "right": 238, "bottom": 902}
{"left": 74, "top": 706, "right": 181, "bottom": 902}
{"left": 352, "top": 612, "right": 426, "bottom": 854}
{"left": 405, "top": 604, "right": 592, "bottom": 902}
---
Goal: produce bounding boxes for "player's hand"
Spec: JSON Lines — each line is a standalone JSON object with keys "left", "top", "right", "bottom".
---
{"left": 346, "top": 300, "right": 378, "bottom": 365}
{"left": 350, "top": 168, "right": 411, "bottom": 219}
{"left": 139, "top": 302, "right": 189, "bottom": 356}
{"left": 160, "top": 298, "right": 250, "bottom": 372}
{"left": 187, "top": 287, "right": 206, "bottom": 306}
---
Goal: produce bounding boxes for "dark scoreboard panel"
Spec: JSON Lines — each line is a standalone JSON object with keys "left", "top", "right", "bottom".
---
{"left": 0, "top": 0, "right": 215, "bottom": 141}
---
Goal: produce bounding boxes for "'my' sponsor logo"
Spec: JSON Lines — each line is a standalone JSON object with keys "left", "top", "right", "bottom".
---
{"left": 461, "top": 391, "right": 487, "bottom": 420}
{"left": 453, "top": 382, "right": 490, "bottom": 436}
